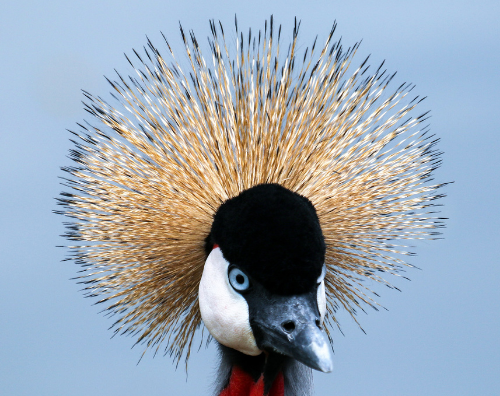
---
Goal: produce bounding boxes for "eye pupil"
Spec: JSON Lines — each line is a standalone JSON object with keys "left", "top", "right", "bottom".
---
{"left": 236, "top": 274, "right": 244, "bottom": 284}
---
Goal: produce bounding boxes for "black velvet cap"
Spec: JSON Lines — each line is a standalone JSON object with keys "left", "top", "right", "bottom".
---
{"left": 206, "top": 184, "right": 325, "bottom": 295}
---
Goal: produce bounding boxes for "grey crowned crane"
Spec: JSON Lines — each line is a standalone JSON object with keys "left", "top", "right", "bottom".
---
{"left": 58, "top": 17, "right": 445, "bottom": 396}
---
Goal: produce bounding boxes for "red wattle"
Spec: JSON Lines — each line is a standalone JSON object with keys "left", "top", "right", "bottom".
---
{"left": 219, "top": 366, "right": 285, "bottom": 396}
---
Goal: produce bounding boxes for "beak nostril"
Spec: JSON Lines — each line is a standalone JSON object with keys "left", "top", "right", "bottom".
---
{"left": 282, "top": 320, "right": 296, "bottom": 333}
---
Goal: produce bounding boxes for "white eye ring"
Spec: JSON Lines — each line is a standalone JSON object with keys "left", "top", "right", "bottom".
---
{"left": 228, "top": 266, "right": 251, "bottom": 292}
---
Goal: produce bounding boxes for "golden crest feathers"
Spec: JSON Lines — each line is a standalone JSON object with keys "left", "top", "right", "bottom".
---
{"left": 58, "top": 17, "right": 444, "bottom": 363}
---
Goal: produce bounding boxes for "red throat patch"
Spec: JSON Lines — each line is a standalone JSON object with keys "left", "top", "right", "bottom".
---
{"left": 219, "top": 366, "right": 285, "bottom": 396}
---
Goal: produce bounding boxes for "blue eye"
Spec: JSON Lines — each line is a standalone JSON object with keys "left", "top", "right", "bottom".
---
{"left": 228, "top": 266, "right": 250, "bottom": 292}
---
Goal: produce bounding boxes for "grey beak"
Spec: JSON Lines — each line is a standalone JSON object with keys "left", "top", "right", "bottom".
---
{"left": 248, "top": 291, "right": 333, "bottom": 373}
{"left": 286, "top": 322, "right": 333, "bottom": 373}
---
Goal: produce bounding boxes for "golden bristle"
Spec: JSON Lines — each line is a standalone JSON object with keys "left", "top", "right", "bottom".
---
{"left": 58, "top": 17, "right": 444, "bottom": 363}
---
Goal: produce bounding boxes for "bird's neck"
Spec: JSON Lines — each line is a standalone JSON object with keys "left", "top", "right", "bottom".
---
{"left": 215, "top": 344, "right": 314, "bottom": 396}
{"left": 219, "top": 365, "right": 285, "bottom": 396}
{"left": 217, "top": 345, "right": 286, "bottom": 396}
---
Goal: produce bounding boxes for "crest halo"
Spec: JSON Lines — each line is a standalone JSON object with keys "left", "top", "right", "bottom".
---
{"left": 57, "top": 16, "right": 445, "bottom": 364}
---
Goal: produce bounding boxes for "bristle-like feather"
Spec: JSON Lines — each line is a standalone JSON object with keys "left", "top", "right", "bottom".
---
{"left": 58, "top": 18, "right": 445, "bottom": 364}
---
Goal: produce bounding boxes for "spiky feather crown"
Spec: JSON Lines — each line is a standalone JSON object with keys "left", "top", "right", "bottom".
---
{"left": 58, "top": 17, "right": 444, "bottom": 364}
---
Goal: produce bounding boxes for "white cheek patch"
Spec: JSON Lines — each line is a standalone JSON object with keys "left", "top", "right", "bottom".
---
{"left": 317, "top": 265, "right": 327, "bottom": 324}
{"left": 198, "top": 248, "right": 261, "bottom": 356}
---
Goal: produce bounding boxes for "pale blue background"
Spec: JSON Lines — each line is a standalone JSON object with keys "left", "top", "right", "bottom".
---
{"left": 1, "top": 1, "right": 499, "bottom": 395}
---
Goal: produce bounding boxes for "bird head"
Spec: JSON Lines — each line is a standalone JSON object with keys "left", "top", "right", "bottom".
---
{"left": 199, "top": 184, "right": 333, "bottom": 372}
{"left": 58, "top": 18, "right": 445, "bottom": 391}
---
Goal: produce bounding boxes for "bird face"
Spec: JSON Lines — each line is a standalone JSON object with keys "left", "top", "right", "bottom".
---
{"left": 199, "top": 247, "right": 261, "bottom": 356}
{"left": 199, "top": 184, "right": 333, "bottom": 372}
